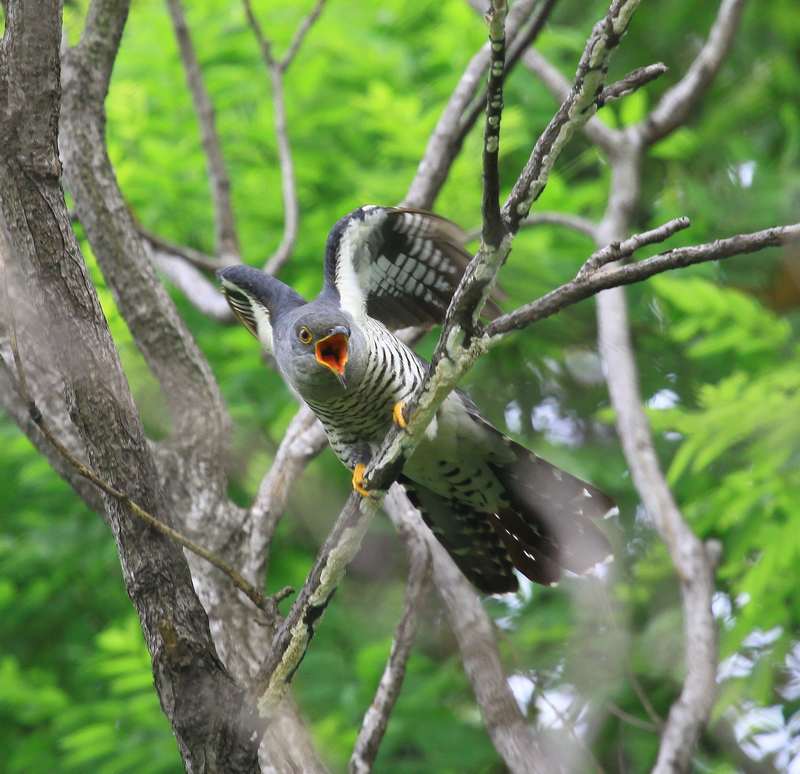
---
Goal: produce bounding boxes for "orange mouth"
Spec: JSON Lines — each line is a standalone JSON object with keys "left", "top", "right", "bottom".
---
{"left": 315, "top": 332, "right": 349, "bottom": 377}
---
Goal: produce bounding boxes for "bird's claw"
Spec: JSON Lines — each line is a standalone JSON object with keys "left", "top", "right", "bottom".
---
{"left": 392, "top": 400, "right": 408, "bottom": 429}
{"left": 352, "top": 463, "right": 377, "bottom": 498}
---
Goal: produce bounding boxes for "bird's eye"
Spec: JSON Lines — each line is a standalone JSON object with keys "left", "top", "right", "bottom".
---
{"left": 298, "top": 326, "right": 313, "bottom": 344}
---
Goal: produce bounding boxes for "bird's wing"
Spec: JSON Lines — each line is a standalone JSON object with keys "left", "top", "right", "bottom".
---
{"left": 321, "top": 205, "right": 500, "bottom": 328}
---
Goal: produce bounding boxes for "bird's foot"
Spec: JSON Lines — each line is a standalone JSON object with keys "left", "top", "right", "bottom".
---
{"left": 392, "top": 400, "right": 408, "bottom": 429}
{"left": 352, "top": 463, "right": 377, "bottom": 498}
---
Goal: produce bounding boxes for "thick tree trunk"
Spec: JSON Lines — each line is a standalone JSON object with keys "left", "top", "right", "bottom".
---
{"left": 0, "top": 3, "right": 259, "bottom": 770}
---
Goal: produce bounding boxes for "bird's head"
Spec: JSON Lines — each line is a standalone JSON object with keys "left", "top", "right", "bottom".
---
{"left": 217, "top": 265, "right": 306, "bottom": 354}
{"left": 275, "top": 303, "right": 368, "bottom": 399}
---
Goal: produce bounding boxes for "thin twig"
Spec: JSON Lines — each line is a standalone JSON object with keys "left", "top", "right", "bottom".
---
{"left": 606, "top": 702, "right": 660, "bottom": 733}
{"left": 262, "top": 61, "right": 299, "bottom": 275}
{"left": 596, "top": 63, "right": 668, "bottom": 107}
{"left": 577, "top": 216, "right": 690, "bottom": 278}
{"left": 503, "top": 0, "right": 641, "bottom": 232}
{"left": 638, "top": 0, "right": 747, "bottom": 144}
{"left": 242, "top": 0, "right": 303, "bottom": 275}
{"left": 167, "top": 0, "right": 240, "bottom": 259}
{"left": 280, "top": 0, "right": 326, "bottom": 72}
{"left": 349, "top": 526, "right": 430, "bottom": 773}
{"left": 404, "top": 0, "right": 555, "bottom": 209}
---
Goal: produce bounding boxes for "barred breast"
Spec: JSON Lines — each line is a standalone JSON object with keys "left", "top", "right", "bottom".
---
{"left": 306, "top": 319, "right": 424, "bottom": 469}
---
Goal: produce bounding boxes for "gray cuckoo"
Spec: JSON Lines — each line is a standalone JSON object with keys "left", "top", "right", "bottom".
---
{"left": 218, "top": 206, "right": 613, "bottom": 594}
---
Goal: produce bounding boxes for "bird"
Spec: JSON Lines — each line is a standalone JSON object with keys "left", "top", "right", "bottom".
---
{"left": 218, "top": 205, "right": 613, "bottom": 594}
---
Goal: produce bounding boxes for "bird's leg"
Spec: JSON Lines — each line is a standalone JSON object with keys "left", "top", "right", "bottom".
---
{"left": 392, "top": 400, "right": 408, "bottom": 429}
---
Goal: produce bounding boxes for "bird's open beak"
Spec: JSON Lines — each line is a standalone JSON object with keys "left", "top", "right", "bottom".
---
{"left": 315, "top": 326, "right": 349, "bottom": 389}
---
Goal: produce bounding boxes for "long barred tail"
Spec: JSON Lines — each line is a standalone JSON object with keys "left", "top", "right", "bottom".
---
{"left": 488, "top": 440, "right": 614, "bottom": 586}
{"left": 401, "top": 443, "right": 614, "bottom": 594}
{"left": 401, "top": 478, "right": 520, "bottom": 594}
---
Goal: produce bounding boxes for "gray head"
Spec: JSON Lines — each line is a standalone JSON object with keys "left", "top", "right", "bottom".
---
{"left": 218, "top": 265, "right": 367, "bottom": 401}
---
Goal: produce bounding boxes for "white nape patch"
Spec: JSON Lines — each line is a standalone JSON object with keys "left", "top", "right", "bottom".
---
{"left": 252, "top": 304, "right": 274, "bottom": 354}
{"left": 603, "top": 505, "right": 620, "bottom": 520}
{"left": 336, "top": 209, "right": 386, "bottom": 321}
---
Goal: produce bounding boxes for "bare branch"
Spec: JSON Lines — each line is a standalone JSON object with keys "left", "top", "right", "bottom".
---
{"left": 404, "top": 0, "right": 555, "bottom": 209}
{"left": 598, "top": 289, "right": 716, "bottom": 774}
{"left": 166, "top": 0, "right": 240, "bottom": 259}
{"left": 504, "top": 0, "right": 641, "bottom": 232}
{"left": 576, "top": 216, "right": 689, "bottom": 278}
{"left": 639, "top": 0, "right": 746, "bottom": 144}
{"left": 383, "top": 487, "right": 548, "bottom": 774}
{"left": 243, "top": 405, "right": 328, "bottom": 584}
{"left": 280, "top": 0, "right": 326, "bottom": 72}
{"left": 262, "top": 61, "right": 300, "bottom": 275}
{"left": 597, "top": 62, "right": 668, "bottom": 106}
{"left": 242, "top": 0, "right": 300, "bottom": 274}
{"left": 485, "top": 223, "right": 800, "bottom": 338}
{"left": 151, "top": 247, "right": 234, "bottom": 322}
{"left": 139, "top": 225, "right": 224, "bottom": 270}
{"left": 350, "top": 517, "right": 430, "bottom": 773}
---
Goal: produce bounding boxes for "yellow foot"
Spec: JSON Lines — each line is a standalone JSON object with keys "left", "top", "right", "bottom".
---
{"left": 392, "top": 400, "right": 408, "bottom": 429}
{"left": 352, "top": 463, "right": 374, "bottom": 498}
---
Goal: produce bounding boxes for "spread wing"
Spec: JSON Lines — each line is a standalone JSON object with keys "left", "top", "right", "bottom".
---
{"left": 321, "top": 206, "right": 499, "bottom": 328}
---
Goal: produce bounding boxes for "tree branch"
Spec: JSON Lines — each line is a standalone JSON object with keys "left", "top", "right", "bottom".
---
{"left": 60, "top": 0, "right": 230, "bottom": 501}
{"left": 484, "top": 223, "right": 800, "bottom": 338}
{"left": 243, "top": 404, "right": 328, "bottom": 584}
{"left": 350, "top": 512, "right": 430, "bottom": 773}
{"left": 466, "top": 210, "right": 597, "bottom": 241}
{"left": 280, "top": 0, "right": 326, "bottom": 72}
{"left": 596, "top": 62, "right": 668, "bottom": 106}
{"left": 638, "top": 0, "right": 747, "bottom": 144}
{"left": 166, "top": 0, "right": 240, "bottom": 259}
{"left": 383, "top": 487, "right": 548, "bottom": 774}
{"left": 576, "top": 216, "right": 689, "bottom": 278}
{"left": 481, "top": 0, "right": 508, "bottom": 248}
{"left": 404, "top": 0, "right": 555, "bottom": 209}
{"left": 242, "top": 0, "right": 316, "bottom": 275}
{"left": 503, "top": 0, "right": 641, "bottom": 232}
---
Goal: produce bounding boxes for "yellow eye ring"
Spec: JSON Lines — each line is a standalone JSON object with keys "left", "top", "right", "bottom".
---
{"left": 298, "top": 326, "right": 313, "bottom": 345}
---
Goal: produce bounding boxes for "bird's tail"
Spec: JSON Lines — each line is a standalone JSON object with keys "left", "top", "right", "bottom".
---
{"left": 402, "top": 441, "right": 614, "bottom": 594}
{"left": 488, "top": 439, "right": 614, "bottom": 585}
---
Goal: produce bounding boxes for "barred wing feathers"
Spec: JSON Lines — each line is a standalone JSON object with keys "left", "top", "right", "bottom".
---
{"left": 322, "top": 206, "right": 500, "bottom": 328}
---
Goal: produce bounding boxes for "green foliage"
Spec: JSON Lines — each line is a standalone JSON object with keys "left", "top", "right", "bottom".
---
{"left": 3, "top": 0, "right": 799, "bottom": 771}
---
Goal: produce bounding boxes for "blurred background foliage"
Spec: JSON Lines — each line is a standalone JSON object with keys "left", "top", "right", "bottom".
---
{"left": 1, "top": 0, "right": 799, "bottom": 770}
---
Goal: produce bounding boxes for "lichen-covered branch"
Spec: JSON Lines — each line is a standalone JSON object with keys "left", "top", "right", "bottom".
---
{"left": 503, "top": 0, "right": 641, "bottom": 232}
